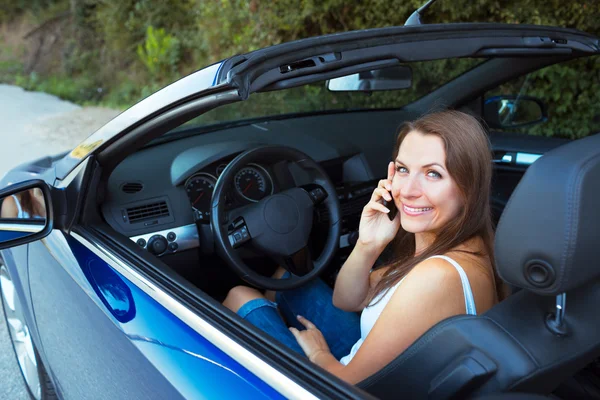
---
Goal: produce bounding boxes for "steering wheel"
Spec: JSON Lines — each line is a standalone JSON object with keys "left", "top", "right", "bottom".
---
{"left": 210, "top": 145, "right": 341, "bottom": 290}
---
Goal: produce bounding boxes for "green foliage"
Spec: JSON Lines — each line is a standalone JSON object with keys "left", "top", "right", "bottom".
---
{"left": 137, "top": 25, "right": 181, "bottom": 79}
{"left": 489, "top": 56, "right": 600, "bottom": 139}
{"left": 1, "top": 0, "right": 599, "bottom": 138}
{"left": 0, "top": 0, "right": 64, "bottom": 23}
{"left": 13, "top": 71, "right": 101, "bottom": 103}
{"left": 0, "top": 60, "right": 24, "bottom": 83}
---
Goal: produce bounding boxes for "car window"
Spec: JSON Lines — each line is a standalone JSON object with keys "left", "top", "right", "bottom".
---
{"left": 167, "top": 58, "right": 484, "bottom": 133}
{"left": 484, "top": 56, "right": 600, "bottom": 140}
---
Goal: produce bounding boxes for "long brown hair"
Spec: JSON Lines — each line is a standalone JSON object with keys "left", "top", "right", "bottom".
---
{"left": 16, "top": 189, "right": 45, "bottom": 217}
{"left": 368, "top": 110, "right": 505, "bottom": 304}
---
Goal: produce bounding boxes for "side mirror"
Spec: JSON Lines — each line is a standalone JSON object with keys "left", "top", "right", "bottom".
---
{"left": 484, "top": 95, "right": 547, "bottom": 129}
{"left": 327, "top": 65, "right": 413, "bottom": 92}
{"left": 0, "top": 180, "right": 53, "bottom": 249}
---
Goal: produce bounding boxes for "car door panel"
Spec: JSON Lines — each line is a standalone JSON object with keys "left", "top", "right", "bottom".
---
{"left": 27, "top": 231, "right": 284, "bottom": 399}
{"left": 489, "top": 131, "right": 570, "bottom": 222}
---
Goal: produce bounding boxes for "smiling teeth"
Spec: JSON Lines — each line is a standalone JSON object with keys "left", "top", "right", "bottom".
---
{"left": 404, "top": 206, "right": 433, "bottom": 212}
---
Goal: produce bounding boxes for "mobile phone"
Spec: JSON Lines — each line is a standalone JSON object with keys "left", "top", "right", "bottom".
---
{"left": 382, "top": 198, "right": 398, "bottom": 221}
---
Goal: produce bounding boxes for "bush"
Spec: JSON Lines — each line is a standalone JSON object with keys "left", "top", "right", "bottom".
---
{"left": 2, "top": 0, "right": 599, "bottom": 138}
{"left": 14, "top": 71, "right": 101, "bottom": 103}
{"left": 137, "top": 25, "right": 180, "bottom": 80}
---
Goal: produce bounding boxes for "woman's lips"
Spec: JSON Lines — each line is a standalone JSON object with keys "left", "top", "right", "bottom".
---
{"left": 402, "top": 204, "right": 434, "bottom": 216}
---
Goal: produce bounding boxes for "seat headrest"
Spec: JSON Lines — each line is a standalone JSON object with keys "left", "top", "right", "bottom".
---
{"left": 495, "top": 133, "right": 600, "bottom": 296}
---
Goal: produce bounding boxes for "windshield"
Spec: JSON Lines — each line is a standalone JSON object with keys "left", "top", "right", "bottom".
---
{"left": 169, "top": 58, "right": 485, "bottom": 133}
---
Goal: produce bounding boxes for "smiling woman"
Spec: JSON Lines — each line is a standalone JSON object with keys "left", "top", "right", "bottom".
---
{"left": 371, "top": 110, "right": 504, "bottom": 303}
{"left": 222, "top": 110, "right": 502, "bottom": 384}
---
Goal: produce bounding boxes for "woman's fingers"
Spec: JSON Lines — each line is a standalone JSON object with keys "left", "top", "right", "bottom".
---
{"left": 372, "top": 185, "right": 392, "bottom": 202}
{"left": 376, "top": 188, "right": 392, "bottom": 201}
{"left": 296, "top": 315, "right": 316, "bottom": 330}
{"left": 365, "top": 200, "right": 390, "bottom": 214}
{"left": 377, "top": 179, "right": 392, "bottom": 191}
{"left": 387, "top": 161, "right": 395, "bottom": 181}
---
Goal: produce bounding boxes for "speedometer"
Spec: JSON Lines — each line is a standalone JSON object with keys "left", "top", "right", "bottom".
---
{"left": 184, "top": 173, "right": 216, "bottom": 220}
{"left": 234, "top": 165, "right": 273, "bottom": 202}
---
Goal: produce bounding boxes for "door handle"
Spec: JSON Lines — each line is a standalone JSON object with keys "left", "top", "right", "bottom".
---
{"left": 493, "top": 151, "right": 515, "bottom": 164}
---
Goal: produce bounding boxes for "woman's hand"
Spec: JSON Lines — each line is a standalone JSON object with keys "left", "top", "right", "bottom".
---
{"left": 289, "top": 315, "right": 332, "bottom": 363}
{"left": 358, "top": 161, "right": 401, "bottom": 251}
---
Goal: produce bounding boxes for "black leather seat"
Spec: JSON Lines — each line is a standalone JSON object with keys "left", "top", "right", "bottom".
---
{"left": 357, "top": 132, "right": 600, "bottom": 399}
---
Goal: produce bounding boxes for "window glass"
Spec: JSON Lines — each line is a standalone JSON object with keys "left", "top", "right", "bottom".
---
{"left": 167, "top": 58, "right": 484, "bottom": 134}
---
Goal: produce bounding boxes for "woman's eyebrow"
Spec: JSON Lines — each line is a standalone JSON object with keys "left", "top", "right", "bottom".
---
{"left": 395, "top": 159, "right": 446, "bottom": 170}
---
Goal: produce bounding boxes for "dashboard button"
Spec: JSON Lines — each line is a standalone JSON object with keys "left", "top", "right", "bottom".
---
{"left": 167, "top": 232, "right": 176, "bottom": 241}
{"left": 148, "top": 235, "right": 168, "bottom": 255}
{"left": 136, "top": 238, "right": 147, "bottom": 247}
{"left": 168, "top": 242, "right": 178, "bottom": 252}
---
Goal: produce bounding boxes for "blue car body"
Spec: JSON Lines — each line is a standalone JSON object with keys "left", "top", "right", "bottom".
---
{"left": 0, "top": 63, "right": 307, "bottom": 400}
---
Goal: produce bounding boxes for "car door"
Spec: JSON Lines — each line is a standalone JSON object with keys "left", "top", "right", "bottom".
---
{"left": 0, "top": 67, "right": 314, "bottom": 398}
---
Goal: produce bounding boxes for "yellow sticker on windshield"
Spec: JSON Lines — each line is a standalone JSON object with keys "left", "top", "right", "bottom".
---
{"left": 70, "top": 140, "right": 103, "bottom": 159}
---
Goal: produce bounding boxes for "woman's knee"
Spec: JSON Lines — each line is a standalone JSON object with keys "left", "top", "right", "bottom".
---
{"left": 223, "top": 286, "right": 264, "bottom": 313}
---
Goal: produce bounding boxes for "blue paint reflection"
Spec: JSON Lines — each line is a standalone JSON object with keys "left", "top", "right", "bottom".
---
{"left": 0, "top": 230, "right": 33, "bottom": 242}
{"left": 64, "top": 235, "right": 283, "bottom": 399}
{"left": 82, "top": 258, "right": 136, "bottom": 323}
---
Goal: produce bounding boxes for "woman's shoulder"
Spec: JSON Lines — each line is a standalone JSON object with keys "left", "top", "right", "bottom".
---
{"left": 418, "top": 246, "right": 496, "bottom": 312}
{"left": 0, "top": 196, "right": 19, "bottom": 218}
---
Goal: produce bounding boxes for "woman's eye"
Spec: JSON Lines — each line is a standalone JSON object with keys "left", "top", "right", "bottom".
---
{"left": 396, "top": 166, "right": 408, "bottom": 173}
{"left": 427, "top": 170, "right": 442, "bottom": 179}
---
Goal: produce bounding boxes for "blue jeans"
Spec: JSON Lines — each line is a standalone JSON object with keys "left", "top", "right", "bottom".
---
{"left": 237, "top": 273, "right": 361, "bottom": 359}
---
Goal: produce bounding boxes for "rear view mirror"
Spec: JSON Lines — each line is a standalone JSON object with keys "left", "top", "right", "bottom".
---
{"left": 484, "top": 95, "right": 547, "bottom": 129}
{"left": 0, "top": 181, "right": 52, "bottom": 249}
{"left": 327, "top": 65, "right": 412, "bottom": 92}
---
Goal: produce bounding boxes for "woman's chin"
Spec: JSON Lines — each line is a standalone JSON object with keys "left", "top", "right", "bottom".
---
{"left": 400, "top": 219, "right": 426, "bottom": 233}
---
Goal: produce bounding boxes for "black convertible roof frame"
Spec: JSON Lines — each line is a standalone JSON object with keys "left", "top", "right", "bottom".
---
{"left": 219, "top": 23, "right": 599, "bottom": 98}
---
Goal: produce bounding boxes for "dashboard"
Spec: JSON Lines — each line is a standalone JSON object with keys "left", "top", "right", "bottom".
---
{"left": 184, "top": 159, "right": 276, "bottom": 223}
{"left": 97, "top": 107, "right": 555, "bottom": 267}
{"left": 100, "top": 111, "right": 409, "bottom": 258}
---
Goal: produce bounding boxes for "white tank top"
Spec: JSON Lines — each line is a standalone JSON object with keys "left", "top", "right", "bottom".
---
{"left": 12, "top": 195, "right": 30, "bottom": 218}
{"left": 339, "top": 255, "right": 477, "bottom": 365}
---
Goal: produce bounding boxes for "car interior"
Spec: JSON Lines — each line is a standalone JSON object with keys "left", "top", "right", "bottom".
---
{"left": 86, "top": 51, "right": 599, "bottom": 399}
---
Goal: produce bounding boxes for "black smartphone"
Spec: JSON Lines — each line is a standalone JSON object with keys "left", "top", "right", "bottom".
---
{"left": 382, "top": 198, "right": 398, "bottom": 221}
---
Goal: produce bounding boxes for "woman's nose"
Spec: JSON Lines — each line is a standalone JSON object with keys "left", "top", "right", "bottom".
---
{"left": 400, "top": 175, "right": 422, "bottom": 198}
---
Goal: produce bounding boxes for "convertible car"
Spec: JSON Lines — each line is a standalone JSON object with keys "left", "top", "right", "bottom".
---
{"left": 1, "top": 21, "right": 599, "bottom": 400}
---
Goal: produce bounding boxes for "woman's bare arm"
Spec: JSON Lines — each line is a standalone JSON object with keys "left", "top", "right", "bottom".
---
{"left": 332, "top": 242, "right": 384, "bottom": 312}
{"left": 334, "top": 162, "right": 400, "bottom": 311}
{"left": 0, "top": 196, "right": 18, "bottom": 219}
{"left": 326, "top": 257, "right": 469, "bottom": 383}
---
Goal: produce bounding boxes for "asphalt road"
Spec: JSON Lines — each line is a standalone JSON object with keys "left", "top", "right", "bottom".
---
{"left": 0, "top": 84, "right": 118, "bottom": 399}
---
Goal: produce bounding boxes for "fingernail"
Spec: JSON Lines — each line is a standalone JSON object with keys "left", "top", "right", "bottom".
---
{"left": 386, "top": 184, "right": 392, "bottom": 190}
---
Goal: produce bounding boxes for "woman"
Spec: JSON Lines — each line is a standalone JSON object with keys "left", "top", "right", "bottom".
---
{"left": 223, "top": 110, "right": 504, "bottom": 384}
{"left": 0, "top": 188, "right": 46, "bottom": 219}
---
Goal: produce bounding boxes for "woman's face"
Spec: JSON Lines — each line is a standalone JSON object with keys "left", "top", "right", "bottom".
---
{"left": 391, "top": 131, "right": 463, "bottom": 235}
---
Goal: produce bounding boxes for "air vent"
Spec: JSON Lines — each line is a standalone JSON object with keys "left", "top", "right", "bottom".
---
{"left": 126, "top": 201, "right": 169, "bottom": 223}
{"left": 121, "top": 182, "right": 144, "bottom": 194}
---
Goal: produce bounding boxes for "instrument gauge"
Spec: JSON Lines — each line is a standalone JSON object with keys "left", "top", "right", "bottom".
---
{"left": 184, "top": 173, "right": 217, "bottom": 220}
{"left": 234, "top": 164, "right": 273, "bottom": 202}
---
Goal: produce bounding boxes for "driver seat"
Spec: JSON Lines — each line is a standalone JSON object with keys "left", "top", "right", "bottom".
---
{"left": 357, "top": 132, "right": 600, "bottom": 399}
